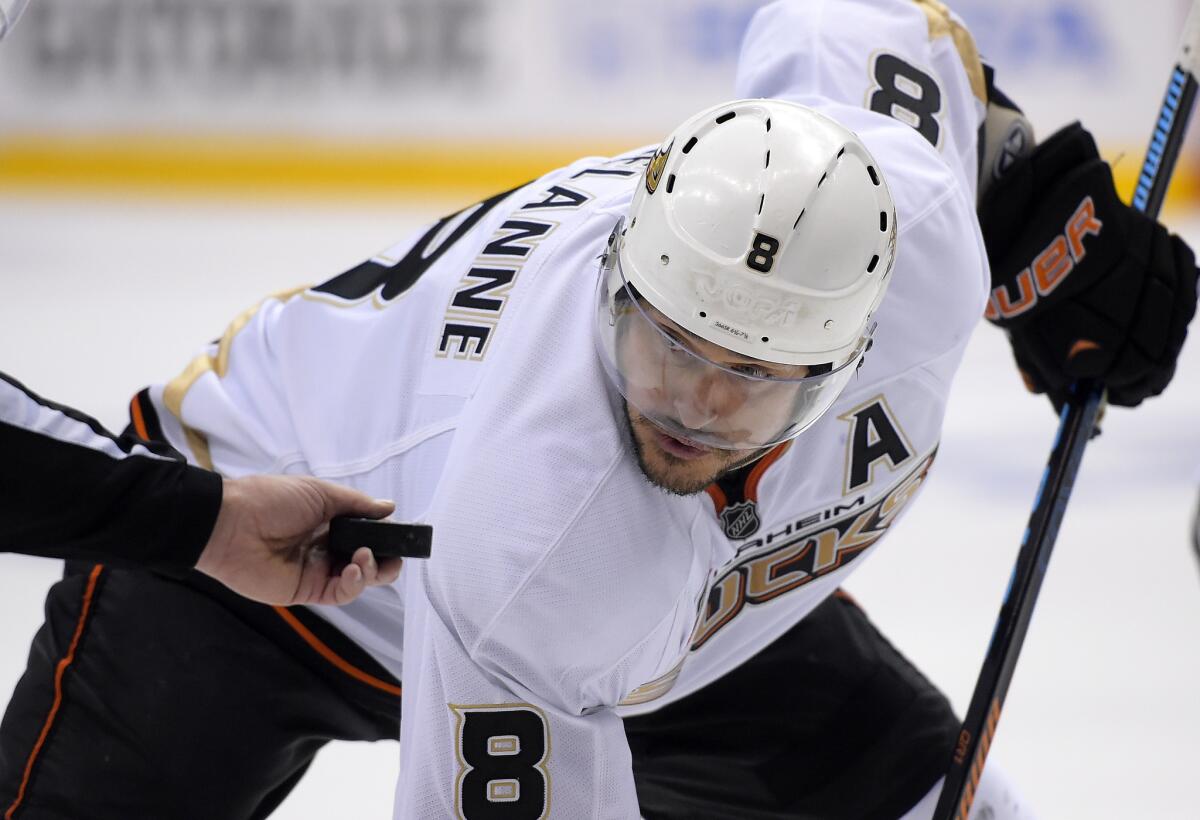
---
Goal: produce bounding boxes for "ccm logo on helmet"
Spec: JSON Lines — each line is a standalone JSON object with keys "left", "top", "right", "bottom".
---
{"left": 696, "top": 273, "right": 802, "bottom": 326}
{"left": 984, "top": 196, "right": 1103, "bottom": 321}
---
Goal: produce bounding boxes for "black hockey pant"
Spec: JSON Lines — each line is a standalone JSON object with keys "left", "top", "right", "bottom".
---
{"left": 0, "top": 565, "right": 957, "bottom": 819}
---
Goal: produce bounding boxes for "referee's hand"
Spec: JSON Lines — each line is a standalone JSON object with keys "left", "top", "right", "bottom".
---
{"left": 196, "top": 476, "right": 403, "bottom": 606}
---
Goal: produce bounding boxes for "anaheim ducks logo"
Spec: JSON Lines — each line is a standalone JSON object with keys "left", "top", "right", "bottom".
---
{"left": 644, "top": 139, "right": 673, "bottom": 195}
{"left": 691, "top": 450, "right": 937, "bottom": 650}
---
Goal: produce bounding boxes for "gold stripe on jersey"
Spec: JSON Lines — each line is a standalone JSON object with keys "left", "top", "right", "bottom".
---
{"left": 162, "top": 286, "right": 308, "bottom": 470}
{"left": 619, "top": 659, "right": 685, "bottom": 707}
{"left": 162, "top": 355, "right": 216, "bottom": 470}
{"left": 912, "top": 0, "right": 986, "bottom": 103}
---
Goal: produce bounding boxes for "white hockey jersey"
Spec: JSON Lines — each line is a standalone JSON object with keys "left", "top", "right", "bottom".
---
{"left": 146, "top": 1, "right": 991, "bottom": 817}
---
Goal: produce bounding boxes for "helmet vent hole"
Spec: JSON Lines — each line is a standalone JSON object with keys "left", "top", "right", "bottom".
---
{"left": 666, "top": 174, "right": 676, "bottom": 193}
{"left": 765, "top": 117, "right": 772, "bottom": 131}
{"left": 757, "top": 194, "right": 765, "bottom": 215}
{"left": 837, "top": 146, "right": 846, "bottom": 158}
{"left": 764, "top": 150, "right": 771, "bottom": 168}
{"left": 867, "top": 254, "right": 880, "bottom": 273}
{"left": 867, "top": 165, "right": 880, "bottom": 186}
{"left": 682, "top": 137, "right": 698, "bottom": 154}
{"left": 715, "top": 111, "right": 737, "bottom": 124}
{"left": 761, "top": 336, "right": 770, "bottom": 343}
{"left": 699, "top": 311, "right": 707, "bottom": 318}
{"left": 880, "top": 211, "right": 888, "bottom": 231}
{"left": 793, "top": 209, "right": 806, "bottom": 230}
{"left": 660, "top": 254, "right": 670, "bottom": 266}
{"left": 818, "top": 172, "right": 827, "bottom": 187}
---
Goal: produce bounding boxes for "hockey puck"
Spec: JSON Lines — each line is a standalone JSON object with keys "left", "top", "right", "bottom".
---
{"left": 328, "top": 517, "right": 432, "bottom": 560}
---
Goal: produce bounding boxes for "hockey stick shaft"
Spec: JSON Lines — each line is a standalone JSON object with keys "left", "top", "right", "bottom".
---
{"left": 933, "top": 6, "right": 1200, "bottom": 818}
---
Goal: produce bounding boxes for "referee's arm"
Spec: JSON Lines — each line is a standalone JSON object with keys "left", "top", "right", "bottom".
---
{"left": 0, "top": 371, "right": 220, "bottom": 575}
{"left": 0, "top": 371, "right": 403, "bottom": 606}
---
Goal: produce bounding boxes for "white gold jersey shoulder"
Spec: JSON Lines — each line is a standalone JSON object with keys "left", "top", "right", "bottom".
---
{"left": 737, "top": 0, "right": 988, "bottom": 197}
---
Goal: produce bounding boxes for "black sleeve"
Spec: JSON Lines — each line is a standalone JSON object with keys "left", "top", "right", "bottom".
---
{"left": 0, "top": 371, "right": 222, "bottom": 575}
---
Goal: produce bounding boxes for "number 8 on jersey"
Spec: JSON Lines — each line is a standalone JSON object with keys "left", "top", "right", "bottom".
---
{"left": 452, "top": 704, "right": 550, "bottom": 820}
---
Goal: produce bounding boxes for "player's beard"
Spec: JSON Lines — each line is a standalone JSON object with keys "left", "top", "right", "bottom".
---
{"left": 622, "top": 402, "right": 765, "bottom": 496}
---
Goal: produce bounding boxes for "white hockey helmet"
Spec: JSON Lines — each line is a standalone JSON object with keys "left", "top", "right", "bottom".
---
{"left": 595, "top": 99, "right": 898, "bottom": 450}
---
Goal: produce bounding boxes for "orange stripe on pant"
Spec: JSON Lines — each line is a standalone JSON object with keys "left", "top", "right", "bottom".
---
{"left": 271, "top": 607, "right": 402, "bottom": 697}
{"left": 131, "top": 392, "right": 399, "bottom": 699}
{"left": 5, "top": 565, "right": 104, "bottom": 820}
{"left": 129, "top": 395, "right": 150, "bottom": 440}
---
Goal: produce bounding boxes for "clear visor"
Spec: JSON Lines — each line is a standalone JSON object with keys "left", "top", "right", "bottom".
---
{"left": 593, "top": 230, "right": 872, "bottom": 451}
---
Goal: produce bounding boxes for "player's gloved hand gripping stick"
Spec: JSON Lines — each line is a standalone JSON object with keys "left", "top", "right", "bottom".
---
{"left": 934, "top": 6, "right": 1200, "bottom": 818}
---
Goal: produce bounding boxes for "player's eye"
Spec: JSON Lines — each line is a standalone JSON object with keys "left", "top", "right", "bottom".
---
{"left": 729, "top": 363, "right": 770, "bottom": 378}
{"left": 660, "top": 329, "right": 689, "bottom": 355}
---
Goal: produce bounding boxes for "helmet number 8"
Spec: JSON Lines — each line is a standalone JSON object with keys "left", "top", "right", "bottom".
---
{"left": 747, "top": 232, "right": 781, "bottom": 273}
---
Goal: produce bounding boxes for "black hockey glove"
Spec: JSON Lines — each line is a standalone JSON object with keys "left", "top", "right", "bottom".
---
{"left": 978, "top": 122, "right": 1198, "bottom": 409}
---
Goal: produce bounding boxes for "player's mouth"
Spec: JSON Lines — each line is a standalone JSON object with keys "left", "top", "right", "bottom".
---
{"left": 654, "top": 430, "right": 713, "bottom": 460}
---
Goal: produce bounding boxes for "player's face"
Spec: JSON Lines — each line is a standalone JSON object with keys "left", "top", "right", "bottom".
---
{"left": 623, "top": 403, "right": 762, "bottom": 495}
{"left": 618, "top": 304, "right": 807, "bottom": 495}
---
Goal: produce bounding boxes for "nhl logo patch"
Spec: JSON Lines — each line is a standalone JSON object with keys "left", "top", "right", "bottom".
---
{"left": 719, "top": 500, "right": 761, "bottom": 540}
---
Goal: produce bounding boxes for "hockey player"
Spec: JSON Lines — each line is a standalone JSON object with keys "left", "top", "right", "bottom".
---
{"left": 2, "top": 1, "right": 1195, "bottom": 819}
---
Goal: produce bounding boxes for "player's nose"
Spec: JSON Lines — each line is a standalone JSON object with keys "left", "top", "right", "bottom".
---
{"left": 672, "top": 371, "right": 745, "bottom": 428}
